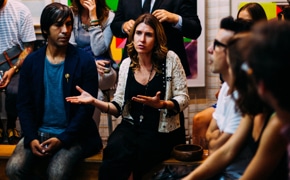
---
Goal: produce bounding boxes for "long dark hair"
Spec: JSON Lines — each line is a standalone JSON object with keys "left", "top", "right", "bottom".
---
{"left": 237, "top": 2, "right": 267, "bottom": 22}
{"left": 227, "top": 32, "right": 269, "bottom": 116}
{"left": 247, "top": 21, "right": 290, "bottom": 112}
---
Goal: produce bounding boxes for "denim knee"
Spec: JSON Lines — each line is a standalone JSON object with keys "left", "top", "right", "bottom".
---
{"left": 6, "top": 159, "right": 24, "bottom": 180}
{"left": 47, "top": 167, "right": 68, "bottom": 180}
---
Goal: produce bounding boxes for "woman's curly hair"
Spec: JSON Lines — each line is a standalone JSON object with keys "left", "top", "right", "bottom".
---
{"left": 126, "top": 13, "right": 168, "bottom": 73}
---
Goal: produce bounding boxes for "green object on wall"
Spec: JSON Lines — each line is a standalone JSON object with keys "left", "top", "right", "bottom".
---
{"left": 106, "top": 0, "right": 118, "bottom": 11}
{"left": 67, "top": 0, "right": 118, "bottom": 10}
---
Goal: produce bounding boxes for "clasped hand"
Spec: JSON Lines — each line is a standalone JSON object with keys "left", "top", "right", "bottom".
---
{"left": 30, "top": 138, "right": 62, "bottom": 157}
{"left": 131, "top": 91, "right": 164, "bottom": 109}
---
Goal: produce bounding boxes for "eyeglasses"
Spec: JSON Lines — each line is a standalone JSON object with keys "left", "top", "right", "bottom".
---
{"left": 213, "top": 39, "right": 227, "bottom": 50}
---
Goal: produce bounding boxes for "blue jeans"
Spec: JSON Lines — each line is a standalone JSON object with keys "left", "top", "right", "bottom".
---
{"left": 6, "top": 138, "right": 83, "bottom": 180}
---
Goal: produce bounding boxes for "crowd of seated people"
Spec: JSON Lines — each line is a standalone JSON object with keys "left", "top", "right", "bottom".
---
{"left": 191, "top": 2, "right": 267, "bottom": 146}
{"left": 3, "top": 0, "right": 290, "bottom": 179}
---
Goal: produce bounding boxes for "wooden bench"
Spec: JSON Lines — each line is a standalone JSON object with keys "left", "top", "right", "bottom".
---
{"left": 0, "top": 145, "right": 15, "bottom": 160}
{"left": 0, "top": 144, "right": 205, "bottom": 163}
{"left": 0, "top": 145, "right": 205, "bottom": 179}
{"left": 0, "top": 144, "right": 103, "bottom": 161}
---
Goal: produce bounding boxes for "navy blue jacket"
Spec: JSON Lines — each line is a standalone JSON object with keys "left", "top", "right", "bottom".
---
{"left": 17, "top": 44, "right": 102, "bottom": 157}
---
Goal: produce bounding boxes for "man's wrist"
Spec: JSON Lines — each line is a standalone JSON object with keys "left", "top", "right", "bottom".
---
{"left": 173, "top": 15, "right": 182, "bottom": 30}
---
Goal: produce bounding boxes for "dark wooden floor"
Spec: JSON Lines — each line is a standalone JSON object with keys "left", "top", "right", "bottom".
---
{"left": 0, "top": 160, "right": 8, "bottom": 180}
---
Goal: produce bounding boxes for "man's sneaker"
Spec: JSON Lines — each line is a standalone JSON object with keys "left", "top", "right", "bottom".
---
{"left": 7, "top": 128, "right": 21, "bottom": 144}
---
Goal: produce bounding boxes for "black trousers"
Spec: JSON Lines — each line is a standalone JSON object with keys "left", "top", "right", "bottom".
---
{"left": 99, "top": 113, "right": 186, "bottom": 180}
{"left": 0, "top": 73, "right": 19, "bottom": 129}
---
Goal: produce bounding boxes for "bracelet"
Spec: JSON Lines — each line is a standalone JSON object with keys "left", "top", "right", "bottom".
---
{"left": 90, "top": 19, "right": 99, "bottom": 23}
{"left": 90, "top": 22, "right": 100, "bottom": 26}
{"left": 13, "top": 65, "right": 19, "bottom": 73}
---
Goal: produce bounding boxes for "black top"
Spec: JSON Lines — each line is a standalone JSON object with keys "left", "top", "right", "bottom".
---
{"left": 125, "top": 67, "right": 165, "bottom": 128}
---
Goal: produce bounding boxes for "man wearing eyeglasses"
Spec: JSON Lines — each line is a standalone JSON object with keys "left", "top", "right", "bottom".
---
{"left": 206, "top": 16, "right": 241, "bottom": 156}
{"left": 203, "top": 16, "right": 249, "bottom": 179}
{"left": 184, "top": 17, "right": 257, "bottom": 180}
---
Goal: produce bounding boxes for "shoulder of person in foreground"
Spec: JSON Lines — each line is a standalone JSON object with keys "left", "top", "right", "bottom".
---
{"left": 183, "top": 114, "right": 253, "bottom": 180}
{"left": 240, "top": 113, "right": 288, "bottom": 180}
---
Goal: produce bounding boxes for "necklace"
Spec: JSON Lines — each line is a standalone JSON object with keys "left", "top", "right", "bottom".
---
{"left": 139, "top": 65, "right": 154, "bottom": 123}
{"left": 80, "top": 15, "right": 90, "bottom": 32}
{"left": 81, "top": 23, "right": 90, "bottom": 32}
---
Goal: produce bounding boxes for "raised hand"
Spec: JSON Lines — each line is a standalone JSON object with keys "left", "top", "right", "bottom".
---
{"left": 132, "top": 91, "right": 164, "bottom": 109}
{"left": 66, "top": 86, "right": 95, "bottom": 105}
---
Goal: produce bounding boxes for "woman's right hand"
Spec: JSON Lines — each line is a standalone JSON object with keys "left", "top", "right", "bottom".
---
{"left": 66, "top": 86, "right": 95, "bottom": 105}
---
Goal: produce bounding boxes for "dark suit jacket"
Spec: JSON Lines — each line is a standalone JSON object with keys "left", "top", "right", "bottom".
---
{"left": 17, "top": 44, "right": 102, "bottom": 157}
{"left": 111, "top": 0, "right": 202, "bottom": 76}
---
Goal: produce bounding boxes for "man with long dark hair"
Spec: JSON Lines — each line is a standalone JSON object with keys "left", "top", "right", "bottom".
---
{"left": 5, "top": 2, "right": 102, "bottom": 179}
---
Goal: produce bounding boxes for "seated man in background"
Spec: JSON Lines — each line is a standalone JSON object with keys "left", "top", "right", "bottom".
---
{"left": 192, "top": 2, "right": 267, "bottom": 149}
{"left": 190, "top": 16, "right": 253, "bottom": 180}
{"left": 5, "top": 2, "right": 102, "bottom": 179}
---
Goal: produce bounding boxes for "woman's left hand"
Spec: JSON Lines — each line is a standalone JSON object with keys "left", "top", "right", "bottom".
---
{"left": 132, "top": 91, "right": 164, "bottom": 109}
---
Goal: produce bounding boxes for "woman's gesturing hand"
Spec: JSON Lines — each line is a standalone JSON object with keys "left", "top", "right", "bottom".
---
{"left": 132, "top": 91, "right": 166, "bottom": 109}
